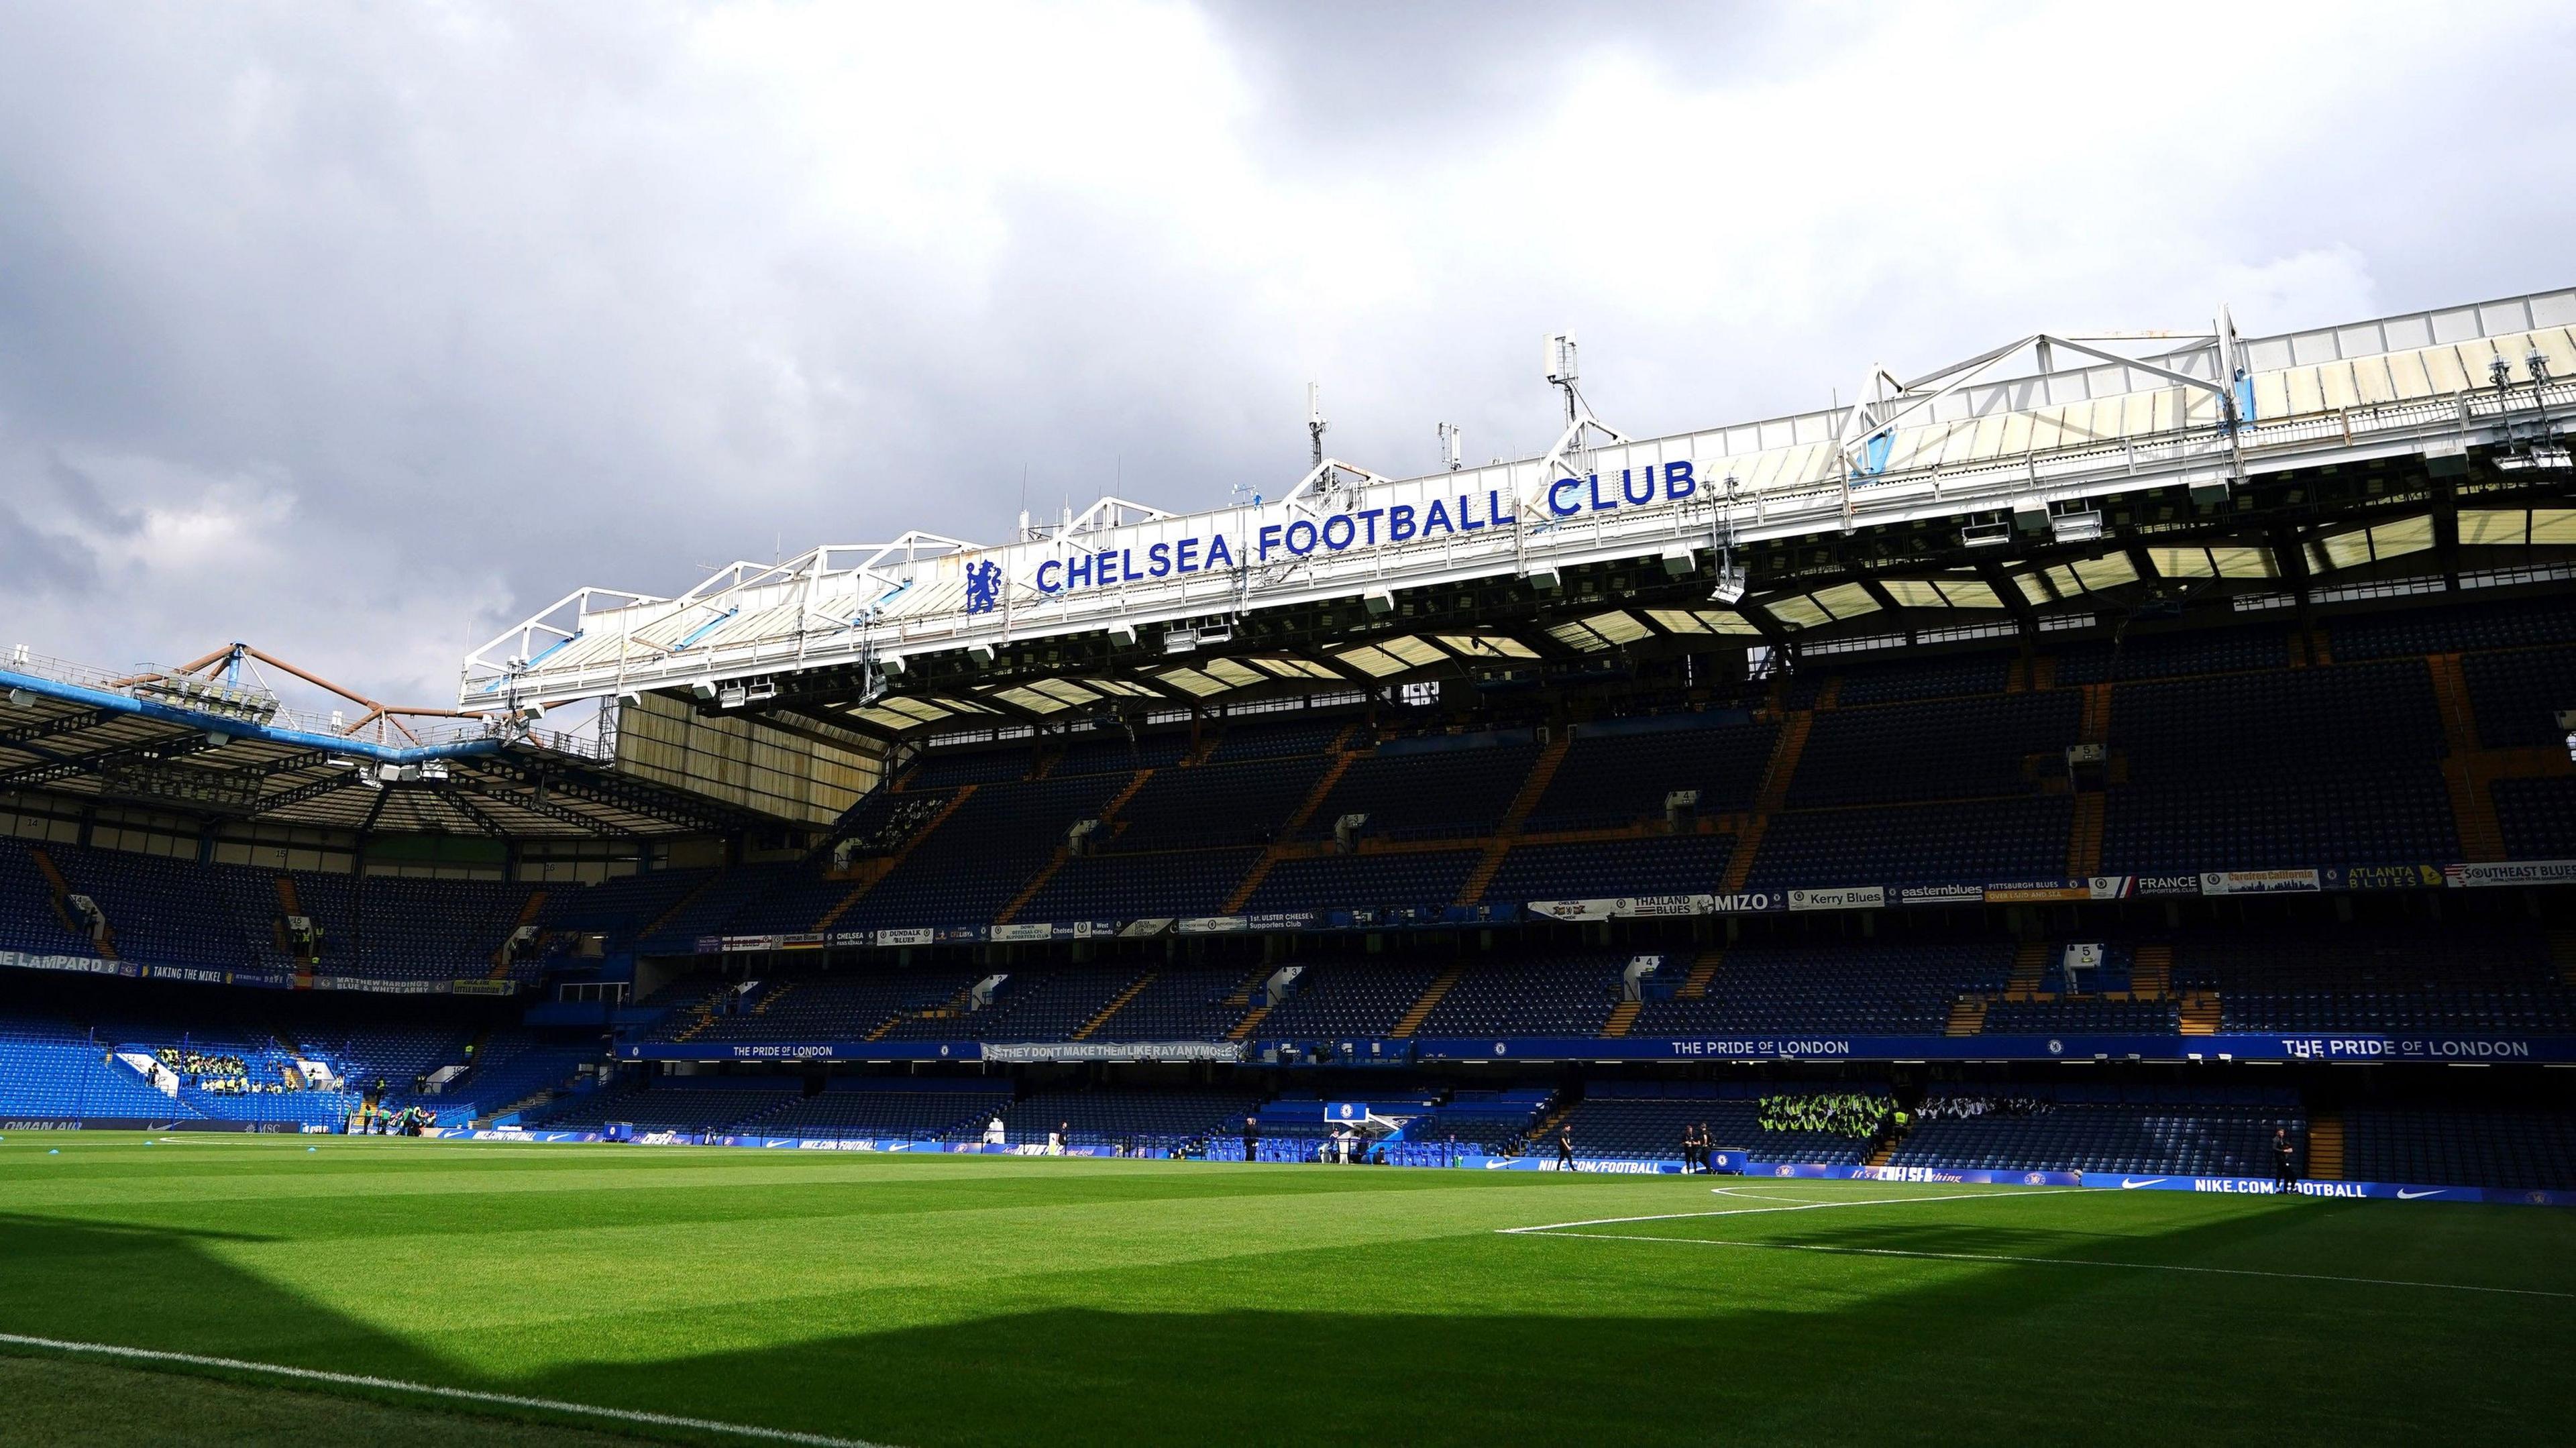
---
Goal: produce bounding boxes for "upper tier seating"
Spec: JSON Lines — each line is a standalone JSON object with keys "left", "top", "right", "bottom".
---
{"left": 2463, "top": 645, "right": 2576, "bottom": 748}
{"left": 2496, "top": 776, "right": 2576, "bottom": 859}
{"left": 1206, "top": 717, "right": 1348, "bottom": 763}
{"left": 1107, "top": 757, "right": 1328, "bottom": 852}
{"left": 906, "top": 746, "right": 1034, "bottom": 789}
{"left": 1296, "top": 738, "right": 1539, "bottom": 841}
{"left": 759, "top": 1081, "right": 1016, "bottom": 1141}
{"left": 1013, "top": 848, "right": 1260, "bottom": 922}
{"left": 1053, "top": 731, "right": 1192, "bottom": 777}
{"left": 1521, "top": 718, "right": 1776, "bottom": 830}
{"left": 1749, "top": 797, "right": 2069, "bottom": 889}
{"left": 839, "top": 775, "right": 1129, "bottom": 928}
{"left": 1476, "top": 835, "right": 1737, "bottom": 905}
{"left": 1788, "top": 692, "right": 2080, "bottom": 808}
{"left": 1239, "top": 850, "right": 1484, "bottom": 915}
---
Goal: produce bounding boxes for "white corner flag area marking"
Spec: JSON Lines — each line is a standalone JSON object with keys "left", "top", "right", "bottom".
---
{"left": 0, "top": 1332, "right": 902, "bottom": 1447}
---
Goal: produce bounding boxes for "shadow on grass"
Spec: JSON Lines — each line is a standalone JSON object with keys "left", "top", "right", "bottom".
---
{"left": 0, "top": 1201, "right": 2564, "bottom": 1448}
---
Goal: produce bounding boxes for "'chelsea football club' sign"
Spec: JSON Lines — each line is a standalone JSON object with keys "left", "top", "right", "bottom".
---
{"left": 984, "top": 463, "right": 1705, "bottom": 609}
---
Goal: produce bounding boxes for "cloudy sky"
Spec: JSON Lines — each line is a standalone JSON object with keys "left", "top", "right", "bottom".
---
{"left": 3, "top": 1, "right": 2571, "bottom": 705}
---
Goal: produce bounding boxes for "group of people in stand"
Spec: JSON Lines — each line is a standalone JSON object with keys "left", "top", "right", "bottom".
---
{"left": 350, "top": 1103, "right": 429, "bottom": 1135}
{"left": 1757, "top": 1093, "right": 1891, "bottom": 1139}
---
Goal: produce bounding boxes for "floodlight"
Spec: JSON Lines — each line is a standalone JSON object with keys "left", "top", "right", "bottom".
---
{"left": 690, "top": 680, "right": 718, "bottom": 701}
{"left": 1109, "top": 622, "right": 1139, "bottom": 647}
{"left": 967, "top": 643, "right": 996, "bottom": 668}
{"left": 1660, "top": 544, "right": 1697, "bottom": 577}
{"left": 616, "top": 690, "right": 643, "bottom": 707}
{"left": 6, "top": 687, "right": 34, "bottom": 708}
{"left": 1525, "top": 565, "right": 1561, "bottom": 592}
{"left": 1362, "top": 588, "right": 1394, "bottom": 617}
{"left": 879, "top": 654, "right": 907, "bottom": 676}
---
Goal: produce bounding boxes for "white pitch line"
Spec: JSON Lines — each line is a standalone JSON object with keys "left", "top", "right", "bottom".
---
{"left": 1516, "top": 1231, "right": 2576, "bottom": 1300}
{"left": 1497, "top": 1187, "right": 2077, "bottom": 1235}
{"left": 0, "top": 1332, "right": 902, "bottom": 1447}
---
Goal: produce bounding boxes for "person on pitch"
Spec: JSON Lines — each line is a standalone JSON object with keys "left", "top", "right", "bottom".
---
{"left": 1554, "top": 1125, "right": 1575, "bottom": 1171}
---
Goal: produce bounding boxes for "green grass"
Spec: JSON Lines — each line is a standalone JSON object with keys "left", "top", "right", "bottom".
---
{"left": 0, "top": 1133, "right": 2569, "bottom": 1446}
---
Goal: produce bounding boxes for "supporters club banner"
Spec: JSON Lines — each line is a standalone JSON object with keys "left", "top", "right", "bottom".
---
{"left": 2445, "top": 859, "right": 2576, "bottom": 889}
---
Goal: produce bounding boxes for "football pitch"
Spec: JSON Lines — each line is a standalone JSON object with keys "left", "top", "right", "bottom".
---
{"left": 1, "top": 1134, "right": 2569, "bottom": 1446}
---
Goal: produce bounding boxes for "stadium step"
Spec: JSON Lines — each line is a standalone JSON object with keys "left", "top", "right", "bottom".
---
{"left": 2008, "top": 942, "right": 2049, "bottom": 993}
{"left": 2078, "top": 683, "right": 2113, "bottom": 744}
{"left": 2065, "top": 791, "right": 2105, "bottom": 877}
{"left": 488, "top": 889, "right": 549, "bottom": 977}
{"left": 1751, "top": 712, "right": 1811, "bottom": 814}
{"left": 637, "top": 870, "right": 724, "bottom": 946}
{"left": 1812, "top": 677, "right": 1843, "bottom": 710}
{"left": 1071, "top": 970, "right": 1157, "bottom": 1040}
{"left": 2178, "top": 990, "right": 2223, "bottom": 1035}
{"left": 274, "top": 873, "right": 301, "bottom": 916}
{"left": 1676, "top": 948, "right": 1725, "bottom": 1000}
{"left": 815, "top": 785, "right": 979, "bottom": 928}
{"left": 1717, "top": 814, "right": 1767, "bottom": 893}
{"left": 26, "top": 846, "right": 113, "bottom": 957}
{"left": 1225, "top": 1003, "right": 1272, "bottom": 1042}
{"left": 1455, "top": 738, "right": 1565, "bottom": 905}
{"left": 993, "top": 848, "right": 1070, "bottom": 926}
{"left": 2553, "top": 931, "right": 2576, "bottom": 987}
{"left": 749, "top": 981, "right": 794, "bottom": 1015}
{"left": 1863, "top": 1136, "right": 1900, "bottom": 1169}
{"left": 1391, "top": 963, "right": 1467, "bottom": 1038}
{"left": 1944, "top": 995, "right": 1989, "bottom": 1036}
{"left": 2131, "top": 942, "right": 2174, "bottom": 997}
{"left": 2306, "top": 1111, "right": 2345, "bottom": 1180}
{"left": 2029, "top": 654, "right": 2057, "bottom": 691}
{"left": 1225, "top": 750, "right": 1360, "bottom": 913}
{"left": 1600, "top": 999, "right": 1641, "bottom": 1038}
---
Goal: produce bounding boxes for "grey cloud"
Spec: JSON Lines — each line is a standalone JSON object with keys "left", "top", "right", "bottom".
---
{"left": 0, "top": 1, "right": 2567, "bottom": 704}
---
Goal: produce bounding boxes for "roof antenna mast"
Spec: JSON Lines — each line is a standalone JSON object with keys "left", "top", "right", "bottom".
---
{"left": 1307, "top": 382, "right": 1328, "bottom": 469}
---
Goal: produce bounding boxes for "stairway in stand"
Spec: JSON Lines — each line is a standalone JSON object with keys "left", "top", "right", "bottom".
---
{"left": 1676, "top": 948, "right": 1725, "bottom": 999}
{"left": 2178, "top": 991, "right": 2223, "bottom": 1035}
{"left": 2006, "top": 941, "right": 2049, "bottom": 997}
{"left": 1071, "top": 970, "right": 1157, "bottom": 1040}
{"left": 488, "top": 889, "right": 549, "bottom": 977}
{"left": 1719, "top": 713, "right": 1811, "bottom": 892}
{"left": 1456, "top": 732, "right": 1572, "bottom": 905}
{"left": 1944, "top": 996, "right": 1990, "bottom": 1036}
{"left": 28, "top": 846, "right": 113, "bottom": 958}
{"left": 2305, "top": 1112, "right": 2345, "bottom": 1180}
{"left": 815, "top": 785, "right": 979, "bottom": 929}
{"left": 2065, "top": 792, "right": 2105, "bottom": 877}
{"left": 1391, "top": 963, "right": 1467, "bottom": 1039}
{"left": 1226, "top": 1003, "right": 1273, "bottom": 1042}
{"left": 635, "top": 870, "right": 723, "bottom": 946}
{"left": 1600, "top": 1000, "right": 1641, "bottom": 1038}
{"left": 1223, "top": 749, "right": 1358, "bottom": 913}
{"left": 2131, "top": 942, "right": 2174, "bottom": 997}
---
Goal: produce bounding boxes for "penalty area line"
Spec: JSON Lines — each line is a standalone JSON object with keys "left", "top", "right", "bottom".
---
{"left": 1512, "top": 1231, "right": 2576, "bottom": 1300}
{"left": 1497, "top": 1186, "right": 2081, "bottom": 1235}
{"left": 0, "top": 1331, "right": 902, "bottom": 1447}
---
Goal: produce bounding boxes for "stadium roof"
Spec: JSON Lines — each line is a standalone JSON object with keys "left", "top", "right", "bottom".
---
{"left": 0, "top": 644, "right": 768, "bottom": 837}
{"left": 462, "top": 286, "right": 2576, "bottom": 740}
